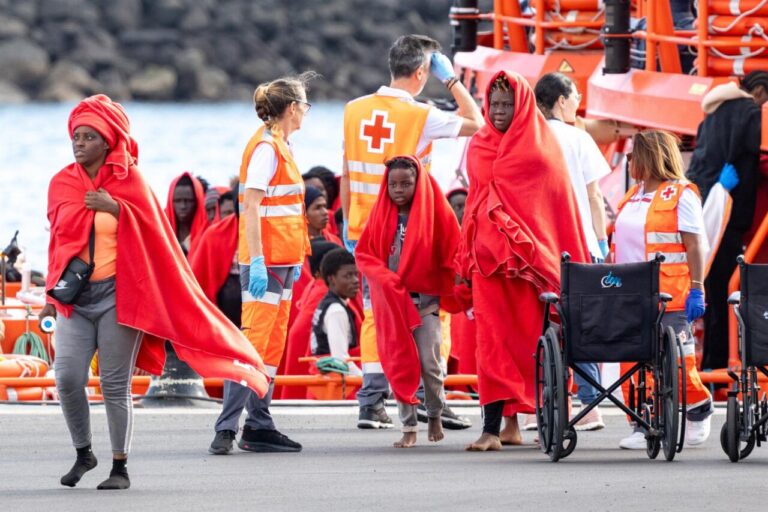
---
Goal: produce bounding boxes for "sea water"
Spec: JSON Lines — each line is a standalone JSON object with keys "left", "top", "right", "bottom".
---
{"left": 0, "top": 102, "right": 464, "bottom": 271}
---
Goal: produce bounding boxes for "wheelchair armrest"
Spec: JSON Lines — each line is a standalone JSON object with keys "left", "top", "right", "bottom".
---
{"left": 727, "top": 291, "right": 741, "bottom": 305}
{"left": 659, "top": 293, "right": 673, "bottom": 303}
{"left": 539, "top": 292, "right": 559, "bottom": 304}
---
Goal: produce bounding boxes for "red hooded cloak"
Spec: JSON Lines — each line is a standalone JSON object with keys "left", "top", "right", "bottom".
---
{"left": 356, "top": 155, "right": 461, "bottom": 404}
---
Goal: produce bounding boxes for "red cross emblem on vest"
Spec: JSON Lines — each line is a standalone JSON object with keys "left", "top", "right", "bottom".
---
{"left": 360, "top": 110, "right": 395, "bottom": 154}
{"left": 661, "top": 185, "right": 677, "bottom": 201}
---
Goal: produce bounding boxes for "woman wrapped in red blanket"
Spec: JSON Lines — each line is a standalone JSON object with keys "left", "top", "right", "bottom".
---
{"left": 459, "top": 72, "right": 589, "bottom": 451}
{"left": 41, "top": 95, "right": 269, "bottom": 490}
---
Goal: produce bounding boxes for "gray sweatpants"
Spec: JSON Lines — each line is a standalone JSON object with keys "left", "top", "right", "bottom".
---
{"left": 397, "top": 314, "right": 445, "bottom": 432}
{"left": 54, "top": 278, "right": 143, "bottom": 455}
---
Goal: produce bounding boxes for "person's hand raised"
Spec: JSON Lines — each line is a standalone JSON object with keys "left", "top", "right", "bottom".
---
{"left": 85, "top": 188, "right": 120, "bottom": 217}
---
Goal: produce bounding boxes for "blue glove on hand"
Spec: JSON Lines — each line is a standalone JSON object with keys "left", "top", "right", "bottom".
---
{"left": 718, "top": 163, "right": 739, "bottom": 192}
{"left": 685, "top": 288, "right": 706, "bottom": 323}
{"left": 343, "top": 224, "right": 357, "bottom": 255}
{"left": 293, "top": 265, "right": 302, "bottom": 284}
{"left": 598, "top": 239, "right": 610, "bottom": 259}
{"left": 430, "top": 52, "right": 455, "bottom": 82}
{"left": 248, "top": 256, "right": 268, "bottom": 299}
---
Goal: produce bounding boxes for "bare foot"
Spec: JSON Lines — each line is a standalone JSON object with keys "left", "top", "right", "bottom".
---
{"left": 465, "top": 433, "right": 502, "bottom": 451}
{"left": 427, "top": 417, "right": 444, "bottom": 442}
{"left": 499, "top": 415, "right": 523, "bottom": 445}
{"left": 393, "top": 432, "right": 417, "bottom": 448}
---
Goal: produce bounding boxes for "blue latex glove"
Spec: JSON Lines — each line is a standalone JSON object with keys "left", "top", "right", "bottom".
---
{"left": 718, "top": 163, "right": 739, "bottom": 192}
{"left": 598, "top": 239, "right": 610, "bottom": 259}
{"left": 248, "top": 256, "right": 268, "bottom": 299}
{"left": 430, "top": 52, "right": 455, "bottom": 82}
{"left": 685, "top": 288, "right": 706, "bottom": 323}
{"left": 343, "top": 224, "right": 357, "bottom": 255}
{"left": 293, "top": 265, "right": 302, "bottom": 283}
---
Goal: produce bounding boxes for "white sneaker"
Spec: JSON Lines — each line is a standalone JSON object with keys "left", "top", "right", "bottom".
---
{"left": 522, "top": 414, "right": 538, "bottom": 431}
{"left": 686, "top": 416, "right": 712, "bottom": 446}
{"left": 574, "top": 407, "right": 605, "bottom": 431}
{"left": 619, "top": 430, "right": 647, "bottom": 450}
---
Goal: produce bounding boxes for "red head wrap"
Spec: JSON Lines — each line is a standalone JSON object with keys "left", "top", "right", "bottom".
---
{"left": 67, "top": 94, "right": 139, "bottom": 180}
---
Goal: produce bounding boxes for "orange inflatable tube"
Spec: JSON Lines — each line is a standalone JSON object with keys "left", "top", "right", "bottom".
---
{"left": 0, "top": 355, "right": 50, "bottom": 401}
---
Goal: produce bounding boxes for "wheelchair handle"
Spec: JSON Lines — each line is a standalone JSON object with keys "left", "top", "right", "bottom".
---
{"left": 727, "top": 291, "right": 741, "bottom": 305}
{"left": 659, "top": 292, "right": 673, "bottom": 303}
{"left": 539, "top": 292, "right": 559, "bottom": 304}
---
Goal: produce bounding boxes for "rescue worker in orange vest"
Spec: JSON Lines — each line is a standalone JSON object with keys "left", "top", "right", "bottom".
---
{"left": 611, "top": 130, "right": 713, "bottom": 450}
{"left": 209, "top": 73, "right": 314, "bottom": 455}
{"left": 340, "top": 34, "right": 483, "bottom": 429}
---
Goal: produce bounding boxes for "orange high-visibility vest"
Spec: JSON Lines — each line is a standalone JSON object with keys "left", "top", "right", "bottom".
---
{"left": 238, "top": 126, "right": 309, "bottom": 267}
{"left": 616, "top": 181, "right": 701, "bottom": 311}
{"left": 343, "top": 93, "right": 431, "bottom": 240}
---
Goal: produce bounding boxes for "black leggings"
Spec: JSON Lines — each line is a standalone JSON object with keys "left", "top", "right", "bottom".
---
{"left": 482, "top": 401, "right": 505, "bottom": 436}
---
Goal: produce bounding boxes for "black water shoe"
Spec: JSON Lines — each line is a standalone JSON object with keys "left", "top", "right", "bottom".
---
{"left": 208, "top": 430, "right": 236, "bottom": 455}
{"left": 238, "top": 427, "right": 302, "bottom": 452}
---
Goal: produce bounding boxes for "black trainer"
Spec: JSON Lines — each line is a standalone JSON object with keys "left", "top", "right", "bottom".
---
{"left": 416, "top": 404, "right": 473, "bottom": 430}
{"left": 238, "top": 427, "right": 302, "bottom": 453}
{"left": 208, "top": 430, "right": 236, "bottom": 455}
{"left": 357, "top": 404, "right": 394, "bottom": 429}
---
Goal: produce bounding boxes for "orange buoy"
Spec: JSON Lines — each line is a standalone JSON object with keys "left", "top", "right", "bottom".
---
{"left": 708, "top": 0, "right": 768, "bottom": 16}
{"left": 0, "top": 354, "right": 49, "bottom": 377}
{"left": 546, "top": 31, "right": 604, "bottom": 49}
{"left": 706, "top": 56, "right": 768, "bottom": 75}
{"left": 0, "top": 385, "right": 45, "bottom": 401}
{"left": 545, "top": 0, "right": 604, "bottom": 11}
{"left": 704, "top": 15, "right": 768, "bottom": 36}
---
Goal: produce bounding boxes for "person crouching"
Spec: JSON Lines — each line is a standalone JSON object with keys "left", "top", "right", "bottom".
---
{"left": 356, "top": 156, "right": 461, "bottom": 448}
{"left": 310, "top": 248, "right": 362, "bottom": 377}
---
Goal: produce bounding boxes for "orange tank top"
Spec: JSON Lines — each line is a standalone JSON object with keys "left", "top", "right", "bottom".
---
{"left": 78, "top": 211, "right": 118, "bottom": 281}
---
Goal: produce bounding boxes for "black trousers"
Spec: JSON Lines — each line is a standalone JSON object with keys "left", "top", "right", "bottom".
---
{"left": 482, "top": 400, "right": 505, "bottom": 436}
{"left": 702, "top": 227, "right": 745, "bottom": 370}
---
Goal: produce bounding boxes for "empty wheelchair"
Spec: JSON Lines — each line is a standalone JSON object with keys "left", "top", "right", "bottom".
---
{"left": 720, "top": 256, "right": 768, "bottom": 462}
{"left": 535, "top": 253, "right": 686, "bottom": 462}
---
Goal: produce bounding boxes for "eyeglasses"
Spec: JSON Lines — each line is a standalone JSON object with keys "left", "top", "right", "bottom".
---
{"left": 295, "top": 100, "right": 311, "bottom": 113}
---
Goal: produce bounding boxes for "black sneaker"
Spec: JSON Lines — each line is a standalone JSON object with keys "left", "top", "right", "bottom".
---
{"left": 416, "top": 404, "right": 472, "bottom": 430}
{"left": 357, "top": 404, "right": 394, "bottom": 429}
{"left": 208, "top": 430, "right": 236, "bottom": 455}
{"left": 237, "top": 427, "right": 302, "bottom": 453}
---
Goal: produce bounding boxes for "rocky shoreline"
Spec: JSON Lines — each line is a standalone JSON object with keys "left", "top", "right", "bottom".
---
{"left": 0, "top": 0, "right": 454, "bottom": 103}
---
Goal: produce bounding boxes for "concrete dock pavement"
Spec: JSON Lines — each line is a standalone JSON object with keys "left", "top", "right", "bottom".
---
{"left": 0, "top": 402, "right": 763, "bottom": 511}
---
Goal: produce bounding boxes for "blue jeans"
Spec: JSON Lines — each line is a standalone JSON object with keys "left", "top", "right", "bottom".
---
{"left": 574, "top": 363, "right": 601, "bottom": 405}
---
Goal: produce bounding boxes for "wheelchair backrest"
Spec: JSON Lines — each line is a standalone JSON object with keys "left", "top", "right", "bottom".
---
{"left": 739, "top": 261, "right": 768, "bottom": 367}
{"left": 561, "top": 259, "right": 660, "bottom": 363}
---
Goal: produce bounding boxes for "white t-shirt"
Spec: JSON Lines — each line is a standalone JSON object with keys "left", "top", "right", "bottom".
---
{"left": 547, "top": 119, "right": 611, "bottom": 259}
{"left": 342, "top": 86, "right": 463, "bottom": 155}
{"left": 324, "top": 302, "right": 362, "bottom": 376}
{"left": 244, "top": 141, "right": 292, "bottom": 191}
{"left": 614, "top": 185, "right": 709, "bottom": 264}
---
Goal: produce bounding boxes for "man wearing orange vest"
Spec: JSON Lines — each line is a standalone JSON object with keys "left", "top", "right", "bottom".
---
{"left": 341, "top": 34, "right": 483, "bottom": 429}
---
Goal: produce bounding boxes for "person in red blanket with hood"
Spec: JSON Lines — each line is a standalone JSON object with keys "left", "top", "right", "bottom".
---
{"left": 40, "top": 95, "right": 269, "bottom": 490}
{"left": 459, "top": 72, "right": 589, "bottom": 451}
{"left": 165, "top": 171, "right": 209, "bottom": 256}
{"left": 356, "top": 155, "right": 461, "bottom": 448}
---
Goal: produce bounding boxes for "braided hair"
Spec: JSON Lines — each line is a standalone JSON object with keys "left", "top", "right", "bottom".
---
{"left": 741, "top": 71, "right": 768, "bottom": 94}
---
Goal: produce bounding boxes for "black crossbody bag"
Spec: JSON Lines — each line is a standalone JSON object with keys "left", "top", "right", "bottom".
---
{"left": 48, "top": 224, "right": 95, "bottom": 304}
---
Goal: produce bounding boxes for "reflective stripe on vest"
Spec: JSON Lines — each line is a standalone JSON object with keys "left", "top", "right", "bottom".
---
{"left": 617, "top": 181, "right": 701, "bottom": 311}
{"left": 237, "top": 126, "right": 309, "bottom": 267}
{"left": 343, "top": 93, "right": 431, "bottom": 240}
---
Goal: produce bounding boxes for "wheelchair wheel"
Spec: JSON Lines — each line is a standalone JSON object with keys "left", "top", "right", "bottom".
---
{"left": 560, "top": 427, "right": 577, "bottom": 459}
{"left": 535, "top": 336, "right": 555, "bottom": 456}
{"left": 643, "top": 403, "right": 660, "bottom": 460}
{"left": 535, "top": 328, "right": 566, "bottom": 462}
{"left": 722, "top": 395, "right": 756, "bottom": 462}
{"left": 660, "top": 326, "right": 680, "bottom": 462}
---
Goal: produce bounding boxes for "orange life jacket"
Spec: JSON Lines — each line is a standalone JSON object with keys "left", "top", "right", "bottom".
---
{"left": 343, "top": 93, "right": 431, "bottom": 240}
{"left": 616, "top": 181, "right": 701, "bottom": 311}
{"left": 238, "top": 126, "right": 309, "bottom": 267}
